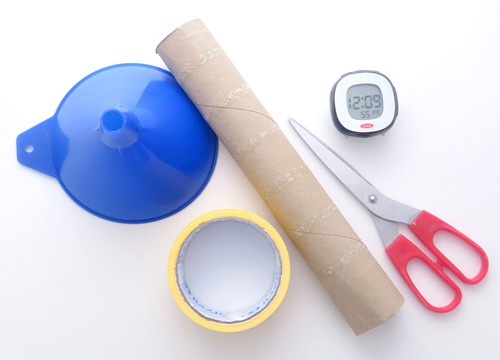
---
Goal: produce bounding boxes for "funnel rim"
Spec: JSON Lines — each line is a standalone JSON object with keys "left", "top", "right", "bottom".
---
{"left": 56, "top": 139, "right": 218, "bottom": 224}
{"left": 53, "top": 63, "right": 174, "bottom": 118}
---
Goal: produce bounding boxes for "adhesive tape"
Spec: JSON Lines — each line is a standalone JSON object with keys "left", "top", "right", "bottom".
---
{"left": 168, "top": 209, "right": 290, "bottom": 332}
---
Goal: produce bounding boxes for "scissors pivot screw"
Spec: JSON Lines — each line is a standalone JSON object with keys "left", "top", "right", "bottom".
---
{"left": 369, "top": 194, "right": 377, "bottom": 203}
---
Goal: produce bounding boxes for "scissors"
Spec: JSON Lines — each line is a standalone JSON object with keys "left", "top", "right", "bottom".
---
{"left": 289, "top": 118, "right": 488, "bottom": 313}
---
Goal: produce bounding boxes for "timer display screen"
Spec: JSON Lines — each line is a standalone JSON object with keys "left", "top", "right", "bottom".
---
{"left": 346, "top": 84, "right": 383, "bottom": 120}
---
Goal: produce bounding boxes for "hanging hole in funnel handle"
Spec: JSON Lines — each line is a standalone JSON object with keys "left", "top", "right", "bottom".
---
{"left": 25, "top": 144, "right": 34, "bottom": 153}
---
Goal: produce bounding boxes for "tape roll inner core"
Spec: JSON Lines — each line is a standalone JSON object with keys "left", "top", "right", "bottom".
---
{"left": 176, "top": 217, "right": 282, "bottom": 323}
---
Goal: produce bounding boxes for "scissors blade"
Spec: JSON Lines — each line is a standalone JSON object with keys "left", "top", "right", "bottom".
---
{"left": 289, "top": 118, "right": 420, "bottom": 226}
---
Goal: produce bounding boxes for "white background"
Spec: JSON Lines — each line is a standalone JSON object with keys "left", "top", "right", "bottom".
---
{"left": 1, "top": 0, "right": 499, "bottom": 359}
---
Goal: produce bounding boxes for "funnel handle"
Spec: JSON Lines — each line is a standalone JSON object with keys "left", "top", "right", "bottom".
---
{"left": 17, "top": 117, "right": 57, "bottom": 177}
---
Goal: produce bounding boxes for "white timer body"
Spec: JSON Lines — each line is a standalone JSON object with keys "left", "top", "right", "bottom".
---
{"left": 331, "top": 71, "right": 398, "bottom": 137}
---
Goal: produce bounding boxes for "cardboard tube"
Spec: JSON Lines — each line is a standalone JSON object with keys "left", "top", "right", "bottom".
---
{"left": 157, "top": 19, "right": 404, "bottom": 335}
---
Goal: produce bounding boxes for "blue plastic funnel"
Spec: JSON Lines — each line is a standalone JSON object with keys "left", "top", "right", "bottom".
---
{"left": 16, "top": 63, "right": 218, "bottom": 223}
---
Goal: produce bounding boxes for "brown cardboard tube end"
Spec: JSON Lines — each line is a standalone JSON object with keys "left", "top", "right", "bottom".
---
{"left": 156, "top": 18, "right": 204, "bottom": 55}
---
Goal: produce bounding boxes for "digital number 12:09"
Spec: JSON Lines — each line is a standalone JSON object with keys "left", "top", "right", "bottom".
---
{"left": 348, "top": 95, "right": 382, "bottom": 110}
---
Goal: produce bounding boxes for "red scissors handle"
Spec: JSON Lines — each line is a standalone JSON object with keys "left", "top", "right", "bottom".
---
{"left": 409, "top": 211, "right": 489, "bottom": 284}
{"left": 386, "top": 234, "right": 462, "bottom": 312}
{"left": 386, "top": 211, "right": 488, "bottom": 312}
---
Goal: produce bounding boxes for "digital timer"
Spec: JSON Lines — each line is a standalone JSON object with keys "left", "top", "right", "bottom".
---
{"left": 330, "top": 70, "right": 398, "bottom": 137}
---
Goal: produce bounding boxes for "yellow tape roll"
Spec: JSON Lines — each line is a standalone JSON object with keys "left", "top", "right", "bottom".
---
{"left": 168, "top": 209, "right": 290, "bottom": 332}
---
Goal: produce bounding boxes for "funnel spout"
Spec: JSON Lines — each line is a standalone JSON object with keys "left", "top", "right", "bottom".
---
{"left": 99, "top": 108, "right": 139, "bottom": 149}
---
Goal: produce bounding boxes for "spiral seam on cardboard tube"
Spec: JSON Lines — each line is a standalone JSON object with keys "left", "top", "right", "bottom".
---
{"left": 202, "top": 84, "right": 253, "bottom": 121}
{"left": 296, "top": 203, "right": 339, "bottom": 237}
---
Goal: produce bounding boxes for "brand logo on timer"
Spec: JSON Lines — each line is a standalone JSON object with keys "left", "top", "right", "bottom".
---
{"left": 361, "top": 123, "right": 374, "bottom": 129}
